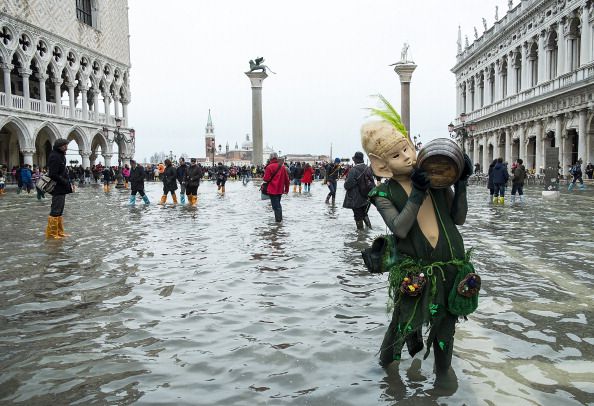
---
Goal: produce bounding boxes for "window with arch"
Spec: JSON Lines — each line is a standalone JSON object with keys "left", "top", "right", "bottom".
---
{"left": 76, "top": 0, "right": 93, "bottom": 27}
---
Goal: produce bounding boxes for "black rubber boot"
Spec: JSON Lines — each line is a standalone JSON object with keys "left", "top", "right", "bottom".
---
{"left": 274, "top": 208, "right": 283, "bottom": 222}
{"left": 356, "top": 220, "right": 364, "bottom": 230}
{"left": 363, "top": 215, "right": 372, "bottom": 229}
{"left": 325, "top": 193, "right": 331, "bottom": 204}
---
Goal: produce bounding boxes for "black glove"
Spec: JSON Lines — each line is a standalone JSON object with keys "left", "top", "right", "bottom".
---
{"left": 410, "top": 168, "right": 430, "bottom": 192}
{"left": 460, "top": 153, "right": 473, "bottom": 182}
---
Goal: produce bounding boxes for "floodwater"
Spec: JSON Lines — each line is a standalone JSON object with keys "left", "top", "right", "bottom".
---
{"left": 0, "top": 179, "right": 593, "bottom": 405}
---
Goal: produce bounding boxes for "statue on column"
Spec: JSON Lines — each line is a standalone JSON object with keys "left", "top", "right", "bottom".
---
{"left": 400, "top": 43, "right": 410, "bottom": 62}
{"left": 248, "top": 57, "right": 276, "bottom": 74}
{"left": 495, "top": 6, "right": 499, "bottom": 21}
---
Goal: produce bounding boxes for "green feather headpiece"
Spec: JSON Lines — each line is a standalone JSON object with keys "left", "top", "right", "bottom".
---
{"left": 367, "top": 94, "right": 409, "bottom": 140}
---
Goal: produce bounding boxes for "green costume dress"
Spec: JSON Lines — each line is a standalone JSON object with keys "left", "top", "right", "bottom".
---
{"left": 370, "top": 179, "right": 469, "bottom": 372}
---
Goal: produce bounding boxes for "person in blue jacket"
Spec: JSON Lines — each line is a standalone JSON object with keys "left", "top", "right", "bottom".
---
{"left": 491, "top": 158, "right": 509, "bottom": 204}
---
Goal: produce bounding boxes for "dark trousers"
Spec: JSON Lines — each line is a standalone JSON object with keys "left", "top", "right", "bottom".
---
{"left": 493, "top": 183, "right": 505, "bottom": 197}
{"left": 511, "top": 183, "right": 524, "bottom": 195}
{"left": 131, "top": 189, "right": 146, "bottom": 197}
{"left": 186, "top": 185, "right": 198, "bottom": 195}
{"left": 352, "top": 205, "right": 368, "bottom": 221}
{"left": 50, "top": 194, "right": 66, "bottom": 217}
{"left": 269, "top": 194, "right": 283, "bottom": 221}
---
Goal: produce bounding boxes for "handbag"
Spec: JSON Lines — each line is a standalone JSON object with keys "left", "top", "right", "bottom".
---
{"left": 36, "top": 174, "right": 56, "bottom": 194}
{"left": 260, "top": 161, "right": 284, "bottom": 195}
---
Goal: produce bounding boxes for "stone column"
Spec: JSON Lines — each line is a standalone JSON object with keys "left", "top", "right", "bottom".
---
{"left": 522, "top": 43, "right": 530, "bottom": 90}
{"left": 581, "top": 6, "right": 592, "bottom": 64}
{"left": 122, "top": 100, "right": 129, "bottom": 124}
{"left": 555, "top": 115, "right": 564, "bottom": 171}
{"left": 68, "top": 82, "right": 75, "bottom": 118}
{"left": 561, "top": 131, "right": 571, "bottom": 176}
{"left": 494, "top": 62, "right": 502, "bottom": 100}
{"left": 81, "top": 85, "right": 88, "bottom": 120}
{"left": 1, "top": 63, "right": 12, "bottom": 107}
{"left": 103, "top": 93, "right": 111, "bottom": 124}
{"left": 535, "top": 119, "right": 544, "bottom": 173}
{"left": 507, "top": 55, "right": 514, "bottom": 96}
{"left": 456, "top": 83, "right": 461, "bottom": 115}
{"left": 519, "top": 124, "right": 527, "bottom": 162}
{"left": 37, "top": 73, "right": 47, "bottom": 113}
{"left": 473, "top": 136, "right": 480, "bottom": 169}
{"left": 81, "top": 152, "right": 91, "bottom": 169}
{"left": 22, "top": 149, "right": 34, "bottom": 166}
{"left": 19, "top": 68, "right": 32, "bottom": 109}
{"left": 53, "top": 78, "right": 63, "bottom": 116}
{"left": 392, "top": 62, "right": 418, "bottom": 135}
{"left": 103, "top": 153, "right": 113, "bottom": 168}
{"left": 484, "top": 69, "right": 492, "bottom": 104}
{"left": 482, "top": 134, "right": 490, "bottom": 172}
{"left": 558, "top": 19, "right": 567, "bottom": 75}
{"left": 538, "top": 31, "right": 546, "bottom": 84}
{"left": 245, "top": 71, "right": 268, "bottom": 166}
{"left": 113, "top": 95, "right": 120, "bottom": 119}
{"left": 578, "top": 109, "right": 588, "bottom": 163}
{"left": 93, "top": 89, "right": 100, "bottom": 118}
{"left": 505, "top": 128, "right": 512, "bottom": 163}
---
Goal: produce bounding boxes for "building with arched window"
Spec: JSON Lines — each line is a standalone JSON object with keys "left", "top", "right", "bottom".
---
{"left": 0, "top": 0, "right": 133, "bottom": 170}
{"left": 452, "top": 0, "right": 594, "bottom": 175}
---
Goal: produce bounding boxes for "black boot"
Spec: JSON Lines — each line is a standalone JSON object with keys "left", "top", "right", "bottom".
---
{"left": 325, "top": 193, "right": 331, "bottom": 204}
{"left": 356, "top": 220, "right": 364, "bottom": 230}
{"left": 331, "top": 195, "right": 335, "bottom": 205}
{"left": 274, "top": 208, "right": 283, "bottom": 222}
{"left": 363, "top": 215, "right": 372, "bottom": 229}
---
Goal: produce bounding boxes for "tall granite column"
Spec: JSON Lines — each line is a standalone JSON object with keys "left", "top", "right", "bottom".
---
{"left": 392, "top": 62, "right": 417, "bottom": 135}
{"left": 245, "top": 71, "right": 268, "bottom": 166}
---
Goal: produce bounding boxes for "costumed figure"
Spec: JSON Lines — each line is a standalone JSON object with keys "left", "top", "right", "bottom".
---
{"left": 361, "top": 95, "right": 479, "bottom": 376}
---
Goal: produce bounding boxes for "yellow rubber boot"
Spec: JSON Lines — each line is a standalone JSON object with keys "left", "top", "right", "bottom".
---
{"left": 45, "top": 216, "right": 62, "bottom": 239}
{"left": 160, "top": 195, "right": 167, "bottom": 204}
{"left": 221, "top": 186, "right": 225, "bottom": 195}
{"left": 299, "top": 185, "right": 302, "bottom": 194}
{"left": 492, "top": 196, "right": 498, "bottom": 204}
{"left": 124, "top": 180, "right": 129, "bottom": 189}
{"left": 293, "top": 185, "right": 297, "bottom": 193}
{"left": 499, "top": 196, "right": 504, "bottom": 204}
{"left": 172, "top": 193, "right": 178, "bottom": 204}
{"left": 57, "top": 216, "right": 70, "bottom": 237}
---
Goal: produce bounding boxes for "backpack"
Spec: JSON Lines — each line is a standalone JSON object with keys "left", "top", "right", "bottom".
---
{"left": 357, "top": 166, "right": 375, "bottom": 196}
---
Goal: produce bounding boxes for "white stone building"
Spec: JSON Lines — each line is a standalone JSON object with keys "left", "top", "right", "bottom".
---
{"left": 0, "top": 0, "right": 133, "bottom": 170}
{"left": 452, "top": 0, "right": 594, "bottom": 175}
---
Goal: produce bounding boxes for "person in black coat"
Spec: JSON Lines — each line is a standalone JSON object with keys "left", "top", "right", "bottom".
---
{"left": 487, "top": 159, "right": 496, "bottom": 202}
{"left": 102, "top": 166, "right": 113, "bottom": 192}
{"left": 129, "top": 160, "right": 149, "bottom": 205}
{"left": 46, "top": 139, "right": 73, "bottom": 239}
{"left": 160, "top": 159, "right": 178, "bottom": 204}
{"left": 343, "top": 151, "right": 373, "bottom": 230}
{"left": 184, "top": 158, "right": 202, "bottom": 206}
{"left": 491, "top": 158, "right": 509, "bottom": 204}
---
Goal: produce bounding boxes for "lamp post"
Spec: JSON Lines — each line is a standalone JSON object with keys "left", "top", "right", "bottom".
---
{"left": 103, "top": 117, "right": 135, "bottom": 188}
{"left": 448, "top": 113, "right": 476, "bottom": 153}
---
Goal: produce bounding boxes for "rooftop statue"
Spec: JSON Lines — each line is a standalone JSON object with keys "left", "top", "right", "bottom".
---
{"left": 401, "top": 43, "right": 410, "bottom": 62}
{"left": 248, "top": 57, "right": 276, "bottom": 74}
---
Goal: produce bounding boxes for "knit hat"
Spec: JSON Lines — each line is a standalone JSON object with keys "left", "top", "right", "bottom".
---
{"left": 54, "top": 139, "right": 69, "bottom": 148}
{"left": 334, "top": 157, "right": 341, "bottom": 164}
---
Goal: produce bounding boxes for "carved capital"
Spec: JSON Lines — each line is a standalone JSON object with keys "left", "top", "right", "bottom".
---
{"left": 18, "top": 68, "right": 32, "bottom": 77}
{"left": 21, "top": 148, "right": 35, "bottom": 155}
{"left": 52, "top": 78, "right": 63, "bottom": 85}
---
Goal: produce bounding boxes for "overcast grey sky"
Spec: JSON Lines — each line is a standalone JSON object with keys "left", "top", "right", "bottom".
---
{"left": 127, "top": 0, "right": 514, "bottom": 162}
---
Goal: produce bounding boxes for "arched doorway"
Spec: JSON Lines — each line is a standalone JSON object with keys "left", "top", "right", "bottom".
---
{"left": 34, "top": 123, "right": 60, "bottom": 168}
{"left": 90, "top": 131, "right": 109, "bottom": 166}
{"left": 0, "top": 118, "right": 30, "bottom": 171}
{"left": 65, "top": 127, "right": 86, "bottom": 168}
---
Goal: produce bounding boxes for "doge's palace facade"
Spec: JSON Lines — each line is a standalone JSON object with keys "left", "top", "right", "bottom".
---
{"left": 452, "top": 0, "right": 594, "bottom": 175}
{"left": 0, "top": 0, "right": 133, "bottom": 170}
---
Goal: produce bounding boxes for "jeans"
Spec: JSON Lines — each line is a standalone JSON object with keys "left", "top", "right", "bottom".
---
{"left": 50, "top": 194, "right": 66, "bottom": 217}
{"left": 327, "top": 180, "right": 337, "bottom": 196}
{"left": 493, "top": 183, "right": 506, "bottom": 197}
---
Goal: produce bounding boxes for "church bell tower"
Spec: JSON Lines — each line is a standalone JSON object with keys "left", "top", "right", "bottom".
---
{"left": 205, "top": 109, "right": 215, "bottom": 157}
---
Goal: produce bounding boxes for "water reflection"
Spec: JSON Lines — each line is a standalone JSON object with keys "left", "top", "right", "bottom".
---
{"left": 0, "top": 181, "right": 593, "bottom": 404}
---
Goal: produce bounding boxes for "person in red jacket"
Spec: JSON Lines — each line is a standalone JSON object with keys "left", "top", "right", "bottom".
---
{"left": 263, "top": 153, "right": 290, "bottom": 222}
{"left": 300, "top": 163, "right": 314, "bottom": 193}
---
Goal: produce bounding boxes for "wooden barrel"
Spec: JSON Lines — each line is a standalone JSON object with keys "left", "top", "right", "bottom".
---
{"left": 417, "top": 138, "right": 464, "bottom": 188}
